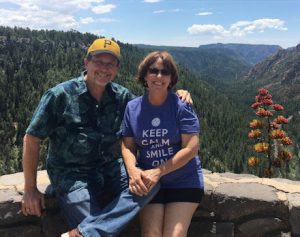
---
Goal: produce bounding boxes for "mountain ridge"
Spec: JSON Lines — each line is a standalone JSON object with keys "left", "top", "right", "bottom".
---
{"left": 199, "top": 43, "right": 282, "bottom": 65}
{"left": 244, "top": 43, "right": 300, "bottom": 113}
{"left": 135, "top": 43, "right": 281, "bottom": 82}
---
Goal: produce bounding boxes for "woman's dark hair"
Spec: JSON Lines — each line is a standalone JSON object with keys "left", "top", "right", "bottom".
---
{"left": 136, "top": 51, "right": 179, "bottom": 89}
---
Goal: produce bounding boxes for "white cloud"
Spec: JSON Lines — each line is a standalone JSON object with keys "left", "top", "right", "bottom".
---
{"left": 153, "top": 8, "right": 180, "bottom": 14}
{"left": 17, "top": 2, "right": 40, "bottom": 11}
{"left": 80, "top": 17, "right": 95, "bottom": 24}
{"left": 153, "top": 10, "right": 165, "bottom": 14}
{"left": 187, "top": 18, "right": 287, "bottom": 39}
{"left": 92, "top": 4, "right": 116, "bottom": 14}
{"left": 0, "top": 8, "right": 78, "bottom": 30}
{"left": 246, "top": 19, "right": 285, "bottom": 31}
{"left": 0, "top": 0, "right": 117, "bottom": 30}
{"left": 64, "top": 0, "right": 105, "bottom": 9}
{"left": 1, "top": 0, "right": 105, "bottom": 12}
{"left": 79, "top": 17, "right": 117, "bottom": 25}
{"left": 197, "top": 12, "right": 212, "bottom": 16}
{"left": 187, "top": 24, "right": 226, "bottom": 35}
{"left": 230, "top": 19, "right": 287, "bottom": 37}
{"left": 88, "top": 29, "right": 106, "bottom": 36}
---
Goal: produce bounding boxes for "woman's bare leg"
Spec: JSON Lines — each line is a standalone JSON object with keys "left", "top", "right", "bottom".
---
{"left": 163, "top": 202, "right": 199, "bottom": 237}
{"left": 139, "top": 204, "right": 165, "bottom": 237}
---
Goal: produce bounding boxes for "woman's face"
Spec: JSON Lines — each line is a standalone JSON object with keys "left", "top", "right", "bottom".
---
{"left": 145, "top": 58, "right": 171, "bottom": 92}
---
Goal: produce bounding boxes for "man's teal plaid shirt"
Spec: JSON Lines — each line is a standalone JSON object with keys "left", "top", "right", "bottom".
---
{"left": 26, "top": 72, "right": 135, "bottom": 194}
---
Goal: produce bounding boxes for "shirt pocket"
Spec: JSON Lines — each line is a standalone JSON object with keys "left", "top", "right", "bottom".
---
{"left": 69, "top": 126, "right": 100, "bottom": 161}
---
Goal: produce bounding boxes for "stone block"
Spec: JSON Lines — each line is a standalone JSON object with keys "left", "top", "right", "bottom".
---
{"left": 287, "top": 193, "right": 300, "bottom": 235}
{"left": 236, "top": 217, "right": 289, "bottom": 237}
{"left": 188, "top": 221, "right": 234, "bottom": 237}
{"left": 41, "top": 209, "right": 68, "bottom": 237}
{"left": 0, "top": 225, "right": 41, "bottom": 237}
{"left": 213, "top": 183, "right": 289, "bottom": 221}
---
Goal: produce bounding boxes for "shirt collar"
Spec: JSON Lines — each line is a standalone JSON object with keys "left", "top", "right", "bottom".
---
{"left": 77, "top": 71, "right": 88, "bottom": 95}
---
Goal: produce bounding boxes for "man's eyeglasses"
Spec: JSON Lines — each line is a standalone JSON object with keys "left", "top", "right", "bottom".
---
{"left": 148, "top": 67, "right": 171, "bottom": 76}
{"left": 91, "top": 60, "right": 118, "bottom": 69}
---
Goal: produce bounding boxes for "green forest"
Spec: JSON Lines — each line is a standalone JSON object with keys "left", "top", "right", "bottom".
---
{"left": 0, "top": 26, "right": 299, "bottom": 179}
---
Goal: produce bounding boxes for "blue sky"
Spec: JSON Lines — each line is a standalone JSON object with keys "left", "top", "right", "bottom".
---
{"left": 0, "top": 0, "right": 299, "bottom": 48}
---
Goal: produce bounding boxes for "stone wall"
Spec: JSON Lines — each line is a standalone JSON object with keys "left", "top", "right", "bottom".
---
{"left": 0, "top": 170, "right": 299, "bottom": 237}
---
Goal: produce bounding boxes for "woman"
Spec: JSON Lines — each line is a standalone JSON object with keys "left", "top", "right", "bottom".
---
{"left": 121, "top": 51, "right": 204, "bottom": 237}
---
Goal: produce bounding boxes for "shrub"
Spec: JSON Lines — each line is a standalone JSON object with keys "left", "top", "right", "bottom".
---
{"left": 247, "top": 88, "right": 293, "bottom": 177}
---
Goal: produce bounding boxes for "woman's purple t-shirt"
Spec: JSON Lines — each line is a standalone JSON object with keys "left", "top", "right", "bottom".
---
{"left": 122, "top": 92, "right": 204, "bottom": 189}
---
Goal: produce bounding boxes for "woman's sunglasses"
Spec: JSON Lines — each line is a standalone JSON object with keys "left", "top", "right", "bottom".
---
{"left": 148, "top": 67, "right": 171, "bottom": 76}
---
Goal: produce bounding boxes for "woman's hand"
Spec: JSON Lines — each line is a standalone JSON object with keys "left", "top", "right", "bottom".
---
{"left": 128, "top": 167, "right": 149, "bottom": 196}
{"left": 122, "top": 138, "right": 149, "bottom": 196}
{"left": 141, "top": 168, "right": 161, "bottom": 192}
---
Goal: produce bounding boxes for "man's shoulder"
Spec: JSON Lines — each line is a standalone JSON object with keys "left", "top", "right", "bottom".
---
{"left": 110, "top": 82, "right": 135, "bottom": 101}
{"left": 110, "top": 82, "right": 131, "bottom": 94}
{"left": 50, "top": 76, "right": 85, "bottom": 96}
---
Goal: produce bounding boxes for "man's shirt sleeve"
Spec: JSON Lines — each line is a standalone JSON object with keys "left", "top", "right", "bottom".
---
{"left": 26, "top": 89, "right": 57, "bottom": 139}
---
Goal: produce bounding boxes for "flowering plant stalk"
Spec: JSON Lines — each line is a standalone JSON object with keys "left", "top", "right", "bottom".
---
{"left": 247, "top": 88, "right": 292, "bottom": 178}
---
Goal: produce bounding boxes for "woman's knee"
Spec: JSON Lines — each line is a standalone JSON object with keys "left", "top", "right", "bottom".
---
{"left": 141, "top": 228, "right": 163, "bottom": 237}
{"left": 163, "top": 223, "right": 188, "bottom": 237}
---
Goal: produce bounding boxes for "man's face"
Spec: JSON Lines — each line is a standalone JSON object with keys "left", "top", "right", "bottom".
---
{"left": 84, "top": 53, "right": 119, "bottom": 87}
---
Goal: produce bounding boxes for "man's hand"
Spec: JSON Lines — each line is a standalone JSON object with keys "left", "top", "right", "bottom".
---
{"left": 176, "top": 89, "right": 193, "bottom": 104}
{"left": 21, "top": 187, "right": 45, "bottom": 217}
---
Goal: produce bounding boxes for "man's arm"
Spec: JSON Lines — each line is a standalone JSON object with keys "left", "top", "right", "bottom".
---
{"left": 22, "top": 134, "right": 45, "bottom": 217}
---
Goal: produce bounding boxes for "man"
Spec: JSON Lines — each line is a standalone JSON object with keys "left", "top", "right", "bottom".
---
{"left": 21, "top": 38, "right": 191, "bottom": 237}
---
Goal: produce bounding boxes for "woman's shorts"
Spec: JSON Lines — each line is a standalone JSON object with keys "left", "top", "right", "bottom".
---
{"left": 150, "top": 188, "right": 204, "bottom": 204}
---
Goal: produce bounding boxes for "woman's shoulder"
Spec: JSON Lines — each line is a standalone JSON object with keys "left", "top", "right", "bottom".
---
{"left": 128, "top": 95, "right": 143, "bottom": 103}
{"left": 127, "top": 95, "right": 143, "bottom": 108}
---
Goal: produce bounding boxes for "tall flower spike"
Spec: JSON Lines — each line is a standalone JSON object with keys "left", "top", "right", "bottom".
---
{"left": 248, "top": 88, "right": 293, "bottom": 178}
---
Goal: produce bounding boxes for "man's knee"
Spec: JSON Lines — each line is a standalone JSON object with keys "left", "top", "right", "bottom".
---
{"left": 57, "top": 188, "right": 99, "bottom": 228}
